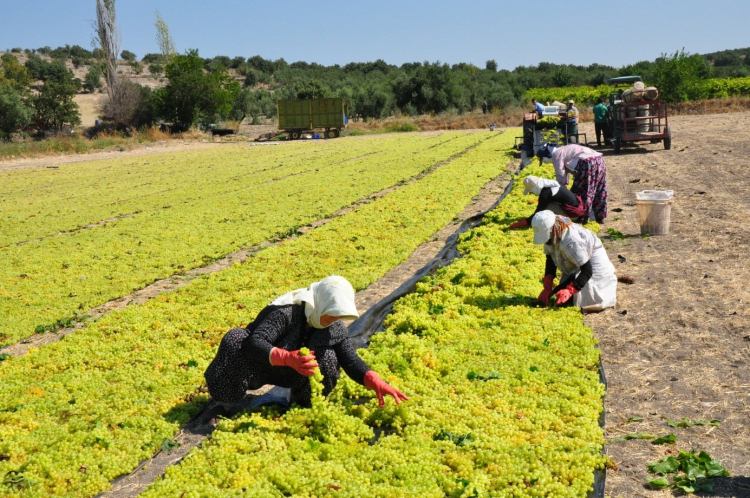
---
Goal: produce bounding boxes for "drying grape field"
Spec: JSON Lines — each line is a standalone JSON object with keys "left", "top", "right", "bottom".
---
{"left": 2, "top": 115, "right": 747, "bottom": 498}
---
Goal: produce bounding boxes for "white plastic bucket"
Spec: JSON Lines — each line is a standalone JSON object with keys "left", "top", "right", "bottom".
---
{"left": 635, "top": 190, "right": 674, "bottom": 235}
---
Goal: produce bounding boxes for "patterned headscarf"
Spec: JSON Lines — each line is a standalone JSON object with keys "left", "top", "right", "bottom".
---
{"left": 550, "top": 216, "right": 573, "bottom": 246}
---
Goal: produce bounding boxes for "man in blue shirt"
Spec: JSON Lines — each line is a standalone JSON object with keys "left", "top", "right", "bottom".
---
{"left": 532, "top": 98, "right": 545, "bottom": 119}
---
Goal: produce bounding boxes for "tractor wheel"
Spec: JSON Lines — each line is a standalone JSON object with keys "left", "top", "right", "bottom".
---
{"left": 663, "top": 126, "right": 672, "bottom": 150}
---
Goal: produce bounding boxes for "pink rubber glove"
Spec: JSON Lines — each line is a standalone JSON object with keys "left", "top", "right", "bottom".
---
{"left": 554, "top": 282, "right": 579, "bottom": 306}
{"left": 537, "top": 275, "right": 555, "bottom": 306}
{"left": 269, "top": 348, "right": 318, "bottom": 377}
{"left": 509, "top": 219, "right": 529, "bottom": 230}
{"left": 363, "top": 371, "right": 409, "bottom": 408}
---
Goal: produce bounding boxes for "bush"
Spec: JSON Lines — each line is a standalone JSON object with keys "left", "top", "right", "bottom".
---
{"left": 130, "top": 61, "right": 144, "bottom": 75}
{"left": 120, "top": 50, "right": 137, "bottom": 62}
{"left": 101, "top": 79, "right": 157, "bottom": 129}
{"left": 142, "top": 53, "right": 164, "bottom": 64}
{"left": 148, "top": 63, "right": 163, "bottom": 78}
{"left": 83, "top": 66, "right": 103, "bottom": 93}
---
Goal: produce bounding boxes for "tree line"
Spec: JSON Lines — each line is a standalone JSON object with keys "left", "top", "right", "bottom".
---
{"left": 1, "top": 43, "right": 749, "bottom": 140}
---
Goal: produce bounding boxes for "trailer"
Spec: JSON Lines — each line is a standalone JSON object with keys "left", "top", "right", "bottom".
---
{"left": 277, "top": 98, "right": 347, "bottom": 140}
{"left": 607, "top": 76, "right": 671, "bottom": 153}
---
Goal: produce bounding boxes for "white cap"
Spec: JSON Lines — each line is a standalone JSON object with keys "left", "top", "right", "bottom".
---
{"left": 523, "top": 176, "right": 539, "bottom": 195}
{"left": 531, "top": 211, "right": 556, "bottom": 244}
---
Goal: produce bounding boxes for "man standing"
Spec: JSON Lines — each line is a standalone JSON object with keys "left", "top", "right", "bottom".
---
{"left": 593, "top": 97, "right": 609, "bottom": 147}
{"left": 566, "top": 100, "right": 579, "bottom": 143}
{"left": 531, "top": 98, "right": 545, "bottom": 119}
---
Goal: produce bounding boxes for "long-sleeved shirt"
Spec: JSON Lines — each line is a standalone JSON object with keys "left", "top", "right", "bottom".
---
{"left": 551, "top": 144, "right": 602, "bottom": 186}
{"left": 245, "top": 303, "right": 371, "bottom": 385}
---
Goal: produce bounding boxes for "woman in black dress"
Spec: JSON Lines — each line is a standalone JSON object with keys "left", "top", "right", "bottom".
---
{"left": 205, "top": 275, "right": 408, "bottom": 408}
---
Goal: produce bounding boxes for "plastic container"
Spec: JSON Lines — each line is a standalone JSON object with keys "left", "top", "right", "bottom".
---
{"left": 635, "top": 190, "right": 674, "bottom": 235}
{"left": 636, "top": 105, "right": 651, "bottom": 133}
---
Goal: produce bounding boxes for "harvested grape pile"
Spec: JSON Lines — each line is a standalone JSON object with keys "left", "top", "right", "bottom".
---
{"left": 142, "top": 163, "right": 607, "bottom": 497}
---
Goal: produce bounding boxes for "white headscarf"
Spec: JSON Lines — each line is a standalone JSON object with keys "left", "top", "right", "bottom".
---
{"left": 270, "top": 275, "right": 359, "bottom": 329}
{"left": 523, "top": 175, "right": 560, "bottom": 196}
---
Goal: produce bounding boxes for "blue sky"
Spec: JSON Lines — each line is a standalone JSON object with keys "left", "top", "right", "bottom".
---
{"left": 2, "top": 1, "right": 748, "bottom": 69}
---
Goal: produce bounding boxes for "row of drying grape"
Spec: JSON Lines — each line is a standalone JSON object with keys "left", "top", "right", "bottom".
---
{"left": 0, "top": 131, "right": 514, "bottom": 497}
{"left": 140, "top": 161, "right": 605, "bottom": 497}
{"left": 1, "top": 133, "right": 486, "bottom": 346}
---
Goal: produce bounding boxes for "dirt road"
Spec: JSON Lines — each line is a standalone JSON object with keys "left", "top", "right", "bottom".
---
{"left": 578, "top": 113, "right": 750, "bottom": 497}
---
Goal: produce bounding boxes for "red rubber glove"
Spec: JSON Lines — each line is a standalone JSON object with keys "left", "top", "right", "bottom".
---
{"left": 363, "top": 371, "right": 409, "bottom": 408}
{"left": 537, "top": 275, "right": 555, "bottom": 306}
{"left": 554, "top": 282, "right": 579, "bottom": 306}
{"left": 269, "top": 348, "right": 318, "bottom": 377}
{"left": 509, "top": 219, "right": 529, "bottom": 230}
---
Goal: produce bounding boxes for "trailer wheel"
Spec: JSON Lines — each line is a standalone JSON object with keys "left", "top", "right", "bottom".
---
{"left": 329, "top": 129, "right": 340, "bottom": 138}
{"left": 663, "top": 126, "right": 672, "bottom": 150}
{"left": 290, "top": 130, "right": 300, "bottom": 140}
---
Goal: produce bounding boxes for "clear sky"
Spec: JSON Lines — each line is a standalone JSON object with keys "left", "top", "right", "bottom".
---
{"left": 2, "top": 0, "right": 748, "bottom": 70}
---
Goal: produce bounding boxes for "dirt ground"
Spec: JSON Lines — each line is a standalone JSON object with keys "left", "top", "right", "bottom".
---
{"left": 576, "top": 113, "right": 750, "bottom": 497}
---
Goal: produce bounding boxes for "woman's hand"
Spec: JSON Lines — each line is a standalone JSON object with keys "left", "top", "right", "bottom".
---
{"left": 554, "top": 282, "right": 579, "bottom": 306}
{"left": 269, "top": 348, "right": 318, "bottom": 377}
{"left": 363, "top": 371, "right": 409, "bottom": 408}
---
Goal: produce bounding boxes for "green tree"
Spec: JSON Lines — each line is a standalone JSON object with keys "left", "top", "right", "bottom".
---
{"left": 31, "top": 81, "right": 81, "bottom": 132}
{"left": 652, "top": 49, "right": 713, "bottom": 103}
{"left": 551, "top": 67, "right": 574, "bottom": 87}
{"left": 155, "top": 49, "right": 240, "bottom": 131}
{"left": 83, "top": 66, "right": 103, "bottom": 93}
{"left": 148, "top": 62, "right": 163, "bottom": 78}
{"left": 230, "top": 87, "right": 275, "bottom": 124}
{"left": 154, "top": 10, "right": 176, "bottom": 63}
{"left": 486, "top": 59, "right": 498, "bottom": 72}
{"left": 0, "top": 82, "right": 33, "bottom": 139}
{"left": 120, "top": 49, "right": 137, "bottom": 62}
{"left": 1, "top": 54, "right": 32, "bottom": 91}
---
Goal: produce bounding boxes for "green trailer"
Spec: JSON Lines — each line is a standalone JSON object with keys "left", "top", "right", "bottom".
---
{"left": 277, "top": 98, "right": 347, "bottom": 140}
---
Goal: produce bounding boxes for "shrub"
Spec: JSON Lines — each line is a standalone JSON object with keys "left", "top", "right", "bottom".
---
{"left": 120, "top": 49, "right": 137, "bottom": 62}
{"left": 101, "top": 79, "right": 157, "bottom": 129}
{"left": 142, "top": 53, "right": 164, "bottom": 64}
{"left": 148, "top": 62, "right": 163, "bottom": 78}
{"left": 83, "top": 66, "right": 103, "bottom": 93}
